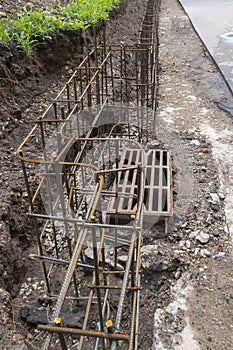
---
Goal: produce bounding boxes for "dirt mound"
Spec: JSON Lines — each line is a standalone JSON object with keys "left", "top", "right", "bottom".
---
{"left": 0, "top": 30, "right": 87, "bottom": 139}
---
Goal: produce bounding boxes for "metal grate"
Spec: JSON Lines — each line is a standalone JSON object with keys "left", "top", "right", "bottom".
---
{"left": 108, "top": 149, "right": 173, "bottom": 218}
{"left": 144, "top": 149, "right": 173, "bottom": 216}
{"left": 107, "top": 149, "right": 141, "bottom": 216}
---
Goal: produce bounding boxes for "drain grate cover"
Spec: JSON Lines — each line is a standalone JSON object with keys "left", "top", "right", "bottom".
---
{"left": 107, "top": 149, "right": 173, "bottom": 219}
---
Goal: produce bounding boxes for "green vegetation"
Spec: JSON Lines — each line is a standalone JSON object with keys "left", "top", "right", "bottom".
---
{"left": 0, "top": 0, "right": 120, "bottom": 54}
{"left": 206, "top": 281, "right": 214, "bottom": 292}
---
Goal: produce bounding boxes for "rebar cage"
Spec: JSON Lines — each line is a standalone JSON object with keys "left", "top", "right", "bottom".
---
{"left": 17, "top": 1, "right": 170, "bottom": 349}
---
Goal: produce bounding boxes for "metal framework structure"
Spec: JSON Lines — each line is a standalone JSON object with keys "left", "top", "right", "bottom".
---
{"left": 17, "top": 1, "right": 171, "bottom": 349}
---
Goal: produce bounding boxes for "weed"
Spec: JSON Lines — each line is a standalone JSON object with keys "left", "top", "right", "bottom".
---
{"left": 206, "top": 281, "right": 214, "bottom": 292}
{"left": 118, "top": 340, "right": 125, "bottom": 347}
{"left": 83, "top": 280, "right": 89, "bottom": 287}
{"left": 69, "top": 300, "right": 74, "bottom": 312}
{"left": 0, "top": 0, "right": 121, "bottom": 54}
{"left": 0, "top": 14, "right": 12, "bottom": 44}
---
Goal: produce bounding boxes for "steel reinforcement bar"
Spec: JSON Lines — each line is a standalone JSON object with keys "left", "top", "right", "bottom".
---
{"left": 17, "top": 1, "right": 160, "bottom": 349}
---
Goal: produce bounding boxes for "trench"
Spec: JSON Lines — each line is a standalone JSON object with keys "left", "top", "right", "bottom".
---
{"left": 1, "top": 1, "right": 179, "bottom": 350}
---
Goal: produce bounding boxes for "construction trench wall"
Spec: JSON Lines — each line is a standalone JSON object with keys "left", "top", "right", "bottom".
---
{"left": 17, "top": 1, "right": 171, "bottom": 349}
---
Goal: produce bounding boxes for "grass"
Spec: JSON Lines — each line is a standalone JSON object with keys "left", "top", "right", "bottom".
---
{"left": 0, "top": 0, "right": 121, "bottom": 55}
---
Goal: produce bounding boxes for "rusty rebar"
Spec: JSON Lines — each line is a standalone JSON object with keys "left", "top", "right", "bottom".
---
{"left": 37, "top": 324, "right": 130, "bottom": 341}
{"left": 17, "top": 1, "right": 161, "bottom": 348}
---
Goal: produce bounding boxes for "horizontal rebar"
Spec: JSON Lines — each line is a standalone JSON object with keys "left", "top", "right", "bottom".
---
{"left": 37, "top": 324, "right": 130, "bottom": 341}
{"left": 88, "top": 285, "right": 142, "bottom": 291}
{"left": 28, "top": 213, "right": 139, "bottom": 230}
{"left": 30, "top": 254, "right": 94, "bottom": 270}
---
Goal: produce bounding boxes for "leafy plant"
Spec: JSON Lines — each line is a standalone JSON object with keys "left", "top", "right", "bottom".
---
{"left": 0, "top": 0, "right": 121, "bottom": 54}
{"left": 12, "top": 10, "right": 62, "bottom": 54}
{"left": 0, "top": 14, "right": 12, "bottom": 44}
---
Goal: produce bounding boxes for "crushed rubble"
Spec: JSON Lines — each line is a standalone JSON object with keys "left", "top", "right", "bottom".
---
{"left": 150, "top": 0, "right": 233, "bottom": 349}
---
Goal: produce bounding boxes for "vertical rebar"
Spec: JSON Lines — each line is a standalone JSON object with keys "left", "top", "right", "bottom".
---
{"left": 61, "top": 105, "right": 66, "bottom": 120}
{"left": 120, "top": 48, "right": 123, "bottom": 103}
{"left": 54, "top": 162, "right": 71, "bottom": 246}
{"left": 74, "top": 76, "right": 78, "bottom": 101}
{"left": 123, "top": 47, "right": 129, "bottom": 102}
{"left": 135, "top": 50, "right": 141, "bottom": 137}
{"left": 66, "top": 83, "right": 71, "bottom": 114}
{"left": 19, "top": 150, "right": 33, "bottom": 211}
{"left": 33, "top": 216, "right": 51, "bottom": 294}
{"left": 86, "top": 54, "right": 92, "bottom": 107}
{"left": 140, "top": 49, "right": 146, "bottom": 108}
{"left": 51, "top": 221, "right": 59, "bottom": 259}
{"left": 39, "top": 120, "right": 61, "bottom": 260}
{"left": 78, "top": 68, "right": 84, "bottom": 110}
{"left": 93, "top": 26, "right": 101, "bottom": 105}
{"left": 55, "top": 318, "right": 68, "bottom": 350}
{"left": 67, "top": 239, "right": 80, "bottom": 304}
{"left": 103, "top": 26, "right": 108, "bottom": 102}
{"left": 110, "top": 231, "right": 136, "bottom": 350}
{"left": 91, "top": 222, "right": 106, "bottom": 350}
{"left": 110, "top": 49, "right": 115, "bottom": 102}
{"left": 129, "top": 235, "right": 141, "bottom": 350}
{"left": 53, "top": 102, "right": 58, "bottom": 124}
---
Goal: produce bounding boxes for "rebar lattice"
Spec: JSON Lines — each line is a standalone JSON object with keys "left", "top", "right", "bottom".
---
{"left": 17, "top": 1, "right": 169, "bottom": 349}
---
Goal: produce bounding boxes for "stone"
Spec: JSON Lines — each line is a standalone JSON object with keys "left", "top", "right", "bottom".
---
{"left": 213, "top": 229, "right": 219, "bottom": 237}
{"left": 174, "top": 270, "right": 181, "bottom": 279}
{"left": 118, "top": 255, "right": 128, "bottom": 265}
{"left": 210, "top": 203, "right": 220, "bottom": 211}
{"left": 190, "top": 139, "right": 200, "bottom": 146}
{"left": 206, "top": 215, "right": 212, "bottom": 225}
{"left": 215, "top": 252, "right": 225, "bottom": 258}
{"left": 200, "top": 249, "right": 211, "bottom": 257}
{"left": 179, "top": 240, "right": 185, "bottom": 248}
{"left": 218, "top": 192, "right": 225, "bottom": 200}
{"left": 0, "top": 288, "right": 12, "bottom": 318}
{"left": 196, "top": 232, "right": 210, "bottom": 244}
{"left": 189, "top": 230, "right": 199, "bottom": 240}
{"left": 210, "top": 193, "right": 220, "bottom": 204}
